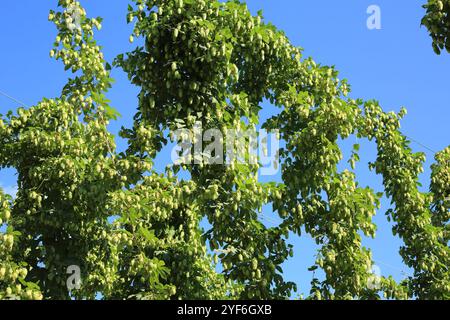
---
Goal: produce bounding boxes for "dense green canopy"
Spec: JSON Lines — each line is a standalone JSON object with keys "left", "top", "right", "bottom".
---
{"left": 0, "top": 0, "right": 449, "bottom": 300}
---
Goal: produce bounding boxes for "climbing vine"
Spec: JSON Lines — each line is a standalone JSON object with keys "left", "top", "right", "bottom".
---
{"left": 422, "top": 0, "right": 450, "bottom": 54}
{"left": 0, "top": 0, "right": 448, "bottom": 300}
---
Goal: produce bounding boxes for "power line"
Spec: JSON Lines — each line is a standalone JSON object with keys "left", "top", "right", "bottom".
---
{"left": 405, "top": 135, "right": 437, "bottom": 155}
{"left": 373, "top": 259, "right": 408, "bottom": 276}
{"left": 0, "top": 90, "right": 29, "bottom": 108}
{"left": 260, "top": 213, "right": 280, "bottom": 226}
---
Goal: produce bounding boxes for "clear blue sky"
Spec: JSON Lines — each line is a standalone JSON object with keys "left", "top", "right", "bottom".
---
{"left": 0, "top": 0, "right": 449, "bottom": 297}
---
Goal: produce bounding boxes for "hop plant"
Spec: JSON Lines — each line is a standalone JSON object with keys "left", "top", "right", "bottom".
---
{"left": 0, "top": 0, "right": 448, "bottom": 300}
{"left": 422, "top": 0, "right": 450, "bottom": 54}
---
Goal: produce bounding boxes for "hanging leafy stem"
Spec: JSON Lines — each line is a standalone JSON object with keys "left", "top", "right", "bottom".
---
{"left": 422, "top": 0, "right": 450, "bottom": 54}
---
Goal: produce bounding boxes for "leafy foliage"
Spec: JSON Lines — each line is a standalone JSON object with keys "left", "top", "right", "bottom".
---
{"left": 422, "top": 0, "right": 450, "bottom": 54}
{"left": 0, "top": 0, "right": 449, "bottom": 300}
{"left": 0, "top": 189, "right": 43, "bottom": 300}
